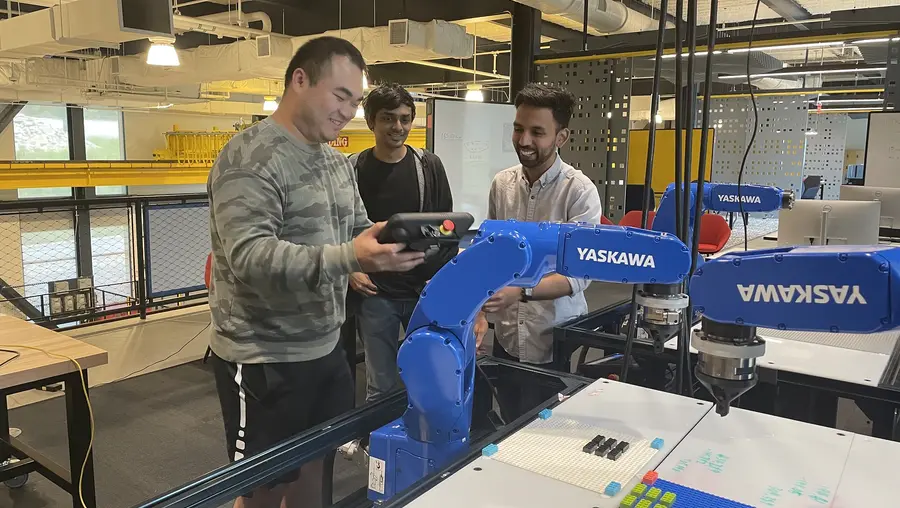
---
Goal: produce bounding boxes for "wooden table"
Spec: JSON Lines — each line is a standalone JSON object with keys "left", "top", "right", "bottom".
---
{"left": 0, "top": 315, "right": 108, "bottom": 508}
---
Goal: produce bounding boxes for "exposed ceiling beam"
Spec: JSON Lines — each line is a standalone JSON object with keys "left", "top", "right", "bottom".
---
{"left": 491, "top": 17, "right": 583, "bottom": 43}
{"left": 760, "top": 0, "right": 813, "bottom": 30}
{"left": 620, "top": 0, "right": 680, "bottom": 30}
{"left": 404, "top": 60, "right": 509, "bottom": 80}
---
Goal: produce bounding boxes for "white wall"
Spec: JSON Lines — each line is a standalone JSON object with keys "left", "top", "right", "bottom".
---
{"left": 123, "top": 111, "right": 244, "bottom": 160}
{"left": 846, "top": 116, "right": 869, "bottom": 150}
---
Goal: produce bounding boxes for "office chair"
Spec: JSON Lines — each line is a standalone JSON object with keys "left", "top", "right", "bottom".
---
{"left": 801, "top": 175, "right": 823, "bottom": 200}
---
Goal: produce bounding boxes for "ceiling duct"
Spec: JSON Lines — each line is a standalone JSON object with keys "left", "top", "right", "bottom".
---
{"left": 0, "top": 0, "right": 173, "bottom": 59}
{"left": 109, "top": 19, "right": 474, "bottom": 88}
{"left": 510, "top": 0, "right": 645, "bottom": 34}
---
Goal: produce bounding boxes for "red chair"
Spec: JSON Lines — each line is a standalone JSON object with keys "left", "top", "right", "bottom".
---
{"left": 698, "top": 214, "right": 731, "bottom": 255}
{"left": 204, "top": 252, "right": 213, "bottom": 289}
{"left": 619, "top": 210, "right": 656, "bottom": 229}
{"left": 600, "top": 215, "right": 613, "bottom": 225}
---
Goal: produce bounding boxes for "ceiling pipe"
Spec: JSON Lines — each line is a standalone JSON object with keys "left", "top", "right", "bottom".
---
{"left": 197, "top": 11, "right": 272, "bottom": 32}
{"left": 173, "top": 14, "right": 276, "bottom": 39}
{"left": 510, "top": 0, "right": 644, "bottom": 34}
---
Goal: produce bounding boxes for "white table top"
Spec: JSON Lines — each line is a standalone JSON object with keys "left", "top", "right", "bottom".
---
{"left": 664, "top": 325, "right": 890, "bottom": 388}
{"left": 405, "top": 378, "right": 713, "bottom": 508}
{"left": 657, "top": 407, "right": 854, "bottom": 507}
{"left": 832, "top": 435, "right": 900, "bottom": 507}
{"left": 656, "top": 406, "right": 900, "bottom": 507}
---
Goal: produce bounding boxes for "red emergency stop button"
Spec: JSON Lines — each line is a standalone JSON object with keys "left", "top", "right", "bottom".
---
{"left": 440, "top": 219, "right": 455, "bottom": 235}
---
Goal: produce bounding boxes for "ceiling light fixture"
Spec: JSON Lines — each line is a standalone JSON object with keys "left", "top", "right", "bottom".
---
{"left": 465, "top": 83, "right": 484, "bottom": 102}
{"left": 660, "top": 50, "right": 722, "bottom": 59}
{"left": 146, "top": 37, "right": 180, "bottom": 67}
{"left": 812, "top": 98, "right": 884, "bottom": 104}
{"left": 263, "top": 96, "right": 278, "bottom": 112}
{"left": 811, "top": 106, "right": 883, "bottom": 113}
{"left": 720, "top": 66, "right": 887, "bottom": 80}
{"left": 727, "top": 41, "right": 844, "bottom": 54}
{"left": 852, "top": 38, "right": 892, "bottom": 45}
{"left": 654, "top": 114, "right": 663, "bottom": 124}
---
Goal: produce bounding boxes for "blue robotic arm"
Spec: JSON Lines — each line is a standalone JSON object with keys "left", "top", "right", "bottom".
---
{"left": 653, "top": 181, "right": 793, "bottom": 237}
{"left": 688, "top": 244, "right": 900, "bottom": 415}
{"left": 368, "top": 218, "right": 691, "bottom": 502}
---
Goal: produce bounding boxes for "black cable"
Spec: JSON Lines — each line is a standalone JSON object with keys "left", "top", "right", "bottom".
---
{"left": 0, "top": 348, "right": 20, "bottom": 370}
{"left": 682, "top": 0, "right": 698, "bottom": 246}
{"left": 673, "top": 0, "right": 685, "bottom": 242}
{"left": 112, "top": 322, "right": 211, "bottom": 384}
{"left": 689, "top": 0, "right": 719, "bottom": 279}
{"left": 738, "top": 0, "right": 763, "bottom": 251}
{"left": 622, "top": 0, "right": 669, "bottom": 383}
{"left": 673, "top": 0, "right": 685, "bottom": 395}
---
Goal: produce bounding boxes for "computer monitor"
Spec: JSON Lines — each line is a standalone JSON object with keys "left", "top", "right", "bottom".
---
{"left": 778, "top": 199, "right": 881, "bottom": 247}
{"left": 840, "top": 185, "right": 900, "bottom": 231}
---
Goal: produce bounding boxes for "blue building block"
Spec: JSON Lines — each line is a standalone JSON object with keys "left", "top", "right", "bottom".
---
{"left": 653, "top": 479, "right": 753, "bottom": 507}
{"left": 538, "top": 408, "right": 552, "bottom": 420}
{"left": 650, "top": 438, "right": 664, "bottom": 450}
{"left": 605, "top": 481, "right": 622, "bottom": 496}
{"left": 481, "top": 444, "right": 499, "bottom": 457}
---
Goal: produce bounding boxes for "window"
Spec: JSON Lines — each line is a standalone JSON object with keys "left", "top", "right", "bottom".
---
{"left": 19, "top": 212, "right": 78, "bottom": 315}
{"left": 84, "top": 108, "right": 124, "bottom": 160}
{"left": 17, "top": 188, "right": 74, "bottom": 199}
{"left": 96, "top": 186, "right": 127, "bottom": 196}
{"left": 14, "top": 104, "right": 72, "bottom": 199}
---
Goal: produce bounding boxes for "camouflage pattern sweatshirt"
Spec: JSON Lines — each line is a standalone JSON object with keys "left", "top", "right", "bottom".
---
{"left": 207, "top": 117, "right": 371, "bottom": 364}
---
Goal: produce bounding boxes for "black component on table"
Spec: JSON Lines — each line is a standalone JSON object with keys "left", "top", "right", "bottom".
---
{"left": 581, "top": 434, "right": 605, "bottom": 454}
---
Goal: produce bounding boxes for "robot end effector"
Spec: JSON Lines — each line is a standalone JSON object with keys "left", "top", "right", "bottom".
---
{"left": 631, "top": 183, "right": 795, "bottom": 349}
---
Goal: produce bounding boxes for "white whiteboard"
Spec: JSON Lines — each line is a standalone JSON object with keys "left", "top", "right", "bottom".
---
{"left": 430, "top": 99, "right": 520, "bottom": 227}
{"left": 863, "top": 111, "right": 900, "bottom": 188}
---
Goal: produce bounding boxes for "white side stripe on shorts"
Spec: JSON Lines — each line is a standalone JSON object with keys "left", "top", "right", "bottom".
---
{"left": 234, "top": 363, "right": 246, "bottom": 461}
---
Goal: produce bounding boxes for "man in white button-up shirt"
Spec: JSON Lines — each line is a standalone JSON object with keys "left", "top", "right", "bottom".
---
{"left": 475, "top": 83, "right": 603, "bottom": 368}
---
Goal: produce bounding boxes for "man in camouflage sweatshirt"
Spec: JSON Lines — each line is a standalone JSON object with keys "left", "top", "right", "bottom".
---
{"left": 207, "top": 37, "right": 424, "bottom": 508}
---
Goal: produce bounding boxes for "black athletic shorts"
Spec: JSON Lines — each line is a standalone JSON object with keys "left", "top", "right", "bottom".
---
{"left": 211, "top": 341, "right": 355, "bottom": 489}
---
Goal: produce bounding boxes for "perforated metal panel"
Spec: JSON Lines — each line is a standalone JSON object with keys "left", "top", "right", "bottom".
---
{"left": 539, "top": 58, "right": 632, "bottom": 223}
{"left": 803, "top": 114, "right": 848, "bottom": 200}
{"left": 701, "top": 96, "right": 808, "bottom": 195}
{"left": 705, "top": 97, "right": 752, "bottom": 183}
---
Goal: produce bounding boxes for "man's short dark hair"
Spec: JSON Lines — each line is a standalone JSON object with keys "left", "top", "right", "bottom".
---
{"left": 363, "top": 83, "right": 416, "bottom": 124}
{"left": 513, "top": 83, "right": 577, "bottom": 130}
{"left": 284, "top": 36, "right": 366, "bottom": 89}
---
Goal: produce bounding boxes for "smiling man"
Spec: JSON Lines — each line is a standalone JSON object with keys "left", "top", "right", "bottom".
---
{"left": 207, "top": 39, "right": 426, "bottom": 508}
{"left": 347, "top": 83, "right": 454, "bottom": 402}
{"left": 476, "top": 83, "right": 603, "bottom": 371}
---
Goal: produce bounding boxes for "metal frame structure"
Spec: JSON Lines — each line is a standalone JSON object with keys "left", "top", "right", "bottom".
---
{"left": 0, "top": 369, "right": 95, "bottom": 508}
{"left": 0, "top": 193, "right": 210, "bottom": 327}
{"left": 552, "top": 302, "right": 900, "bottom": 439}
{"left": 131, "top": 358, "right": 592, "bottom": 508}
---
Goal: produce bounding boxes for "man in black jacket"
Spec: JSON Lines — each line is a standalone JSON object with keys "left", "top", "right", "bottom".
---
{"left": 349, "top": 83, "right": 454, "bottom": 401}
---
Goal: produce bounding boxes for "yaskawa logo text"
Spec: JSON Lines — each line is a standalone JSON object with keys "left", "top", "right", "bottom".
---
{"left": 577, "top": 247, "right": 656, "bottom": 268}
{"left": 737, "top": 284, "right": 867, "bottom": 304}
{"left": 719, "top": 194, "right": 762, "bottom": 204}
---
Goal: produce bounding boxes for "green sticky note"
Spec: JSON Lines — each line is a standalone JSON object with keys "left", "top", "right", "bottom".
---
{"left": 661, "top": 491, "right": 677, "bottom": 504}
{"left": 646, "top": 487, "right": 662, "bottom": 500}
{"left": 636, "top": 500, "right": 653, "bottom": 508}
{"left": 619, "top": 494, "right": 638, "bottom": 507}
{"left": 631, "top": 483, "right": 649, "bottom": 496}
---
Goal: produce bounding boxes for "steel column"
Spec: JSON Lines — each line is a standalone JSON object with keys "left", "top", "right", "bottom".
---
{"left": 510, "top": 3, "right": 541, "bottom": 100}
